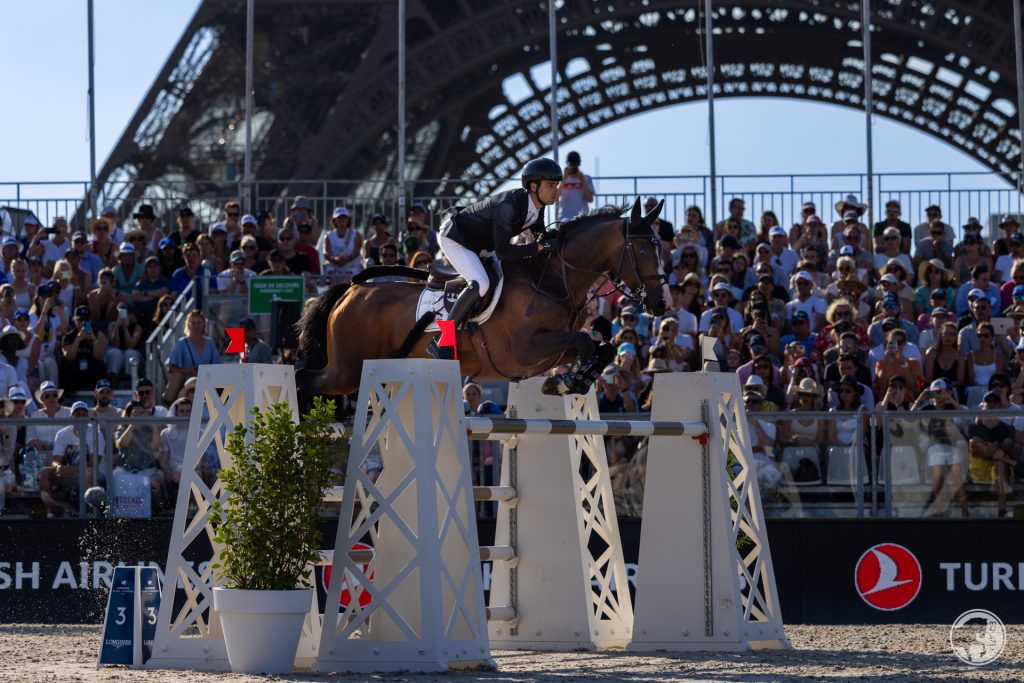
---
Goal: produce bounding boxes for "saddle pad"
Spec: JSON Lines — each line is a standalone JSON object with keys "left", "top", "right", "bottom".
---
{"left": 415, "top": 260, "right": 505, "bottom": 333}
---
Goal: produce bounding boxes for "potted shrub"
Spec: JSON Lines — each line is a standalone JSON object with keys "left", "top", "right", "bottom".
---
{"left": 210, "top": 397, "right": 341, "bottom": 674}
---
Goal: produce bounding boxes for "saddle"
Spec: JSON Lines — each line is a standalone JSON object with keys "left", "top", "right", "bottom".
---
{"left": 425, "top": 258, "right": 501, "bottom": 319}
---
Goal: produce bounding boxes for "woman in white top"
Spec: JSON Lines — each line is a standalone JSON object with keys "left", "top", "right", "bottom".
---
{"left": 323, "top": 207, "right": 364, "bottom": 284}
{"left": 967, "top": 321, "right": 1005, "bottom": 390}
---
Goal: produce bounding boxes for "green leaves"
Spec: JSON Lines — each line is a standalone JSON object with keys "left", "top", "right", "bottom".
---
{"left": 210, "top": 396, "right": 343, "bottom": 591}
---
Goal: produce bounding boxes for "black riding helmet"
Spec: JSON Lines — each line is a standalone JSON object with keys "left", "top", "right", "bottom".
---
{"left": 521, "top": 158, "right": 563, "bottom": 191}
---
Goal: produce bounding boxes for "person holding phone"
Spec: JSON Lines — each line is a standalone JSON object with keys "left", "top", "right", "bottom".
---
{"left": 557, "top": 151, "right": 595, "bottom": 222}
{"left": 874, "top": 329, "right": 924, "bottom": 397}
{"left": 58, "top": 305, "right": 108, "bottom": 393}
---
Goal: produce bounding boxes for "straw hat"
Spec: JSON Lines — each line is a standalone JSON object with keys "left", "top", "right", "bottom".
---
{"left": 917, "top": 258, "right": 953, "bottom": 285}
{"left": 834, "top": 194, "right": 867, "bottom": 216}
{"left": 793, "top": 377, "right": 823, "bottom": 397}
{"left": 645, "top": 358, "right": 670, "bottom": 374}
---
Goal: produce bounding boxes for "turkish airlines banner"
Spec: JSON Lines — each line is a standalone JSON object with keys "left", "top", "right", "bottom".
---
{"left": 2, "top": 519, "right": 1023, "bottom": 624}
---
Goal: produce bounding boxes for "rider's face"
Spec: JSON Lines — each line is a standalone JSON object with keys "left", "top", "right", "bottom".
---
{"left": 536, "top": 179, "right": 560, "bottom": 206}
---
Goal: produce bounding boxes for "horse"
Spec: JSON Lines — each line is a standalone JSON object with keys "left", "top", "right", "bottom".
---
{"left": 296, "top": 197, "right": 667, "bottom": 400}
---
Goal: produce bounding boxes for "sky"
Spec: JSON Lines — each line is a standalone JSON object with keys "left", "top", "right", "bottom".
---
{"left": 0, "top": 1, "right": 997, "bottom": 195}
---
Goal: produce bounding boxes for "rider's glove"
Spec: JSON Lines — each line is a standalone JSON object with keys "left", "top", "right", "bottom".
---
{"left": 538, "top": 237, "right": 560, "bottom": 254}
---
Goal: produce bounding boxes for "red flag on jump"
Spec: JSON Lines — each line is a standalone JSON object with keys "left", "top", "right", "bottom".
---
{"left": 437, "top": 320, "right": 458, "bottom": 361}
{"left": 225, "top": 327, "right": 247, "bottom": 362}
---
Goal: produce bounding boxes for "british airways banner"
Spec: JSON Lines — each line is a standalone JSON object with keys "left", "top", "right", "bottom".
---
{"left": 2, "top": 519, "right": 1023, "bottom": 624}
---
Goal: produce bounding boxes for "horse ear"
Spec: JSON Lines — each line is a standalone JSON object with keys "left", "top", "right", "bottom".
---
{"left": 645, "top": 199, "right": 665, "bottom": 223}
{"left": 630, "top": 197, "right": 642, "bottom": 225}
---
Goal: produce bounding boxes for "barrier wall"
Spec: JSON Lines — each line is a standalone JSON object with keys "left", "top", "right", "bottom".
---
{"left": 4, "top": 518, "right": 1023, "bottom": 625}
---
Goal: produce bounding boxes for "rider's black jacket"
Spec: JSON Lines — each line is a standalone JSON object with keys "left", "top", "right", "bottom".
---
{"left": 440, "top": 189, "right": 543, "bottom": 261}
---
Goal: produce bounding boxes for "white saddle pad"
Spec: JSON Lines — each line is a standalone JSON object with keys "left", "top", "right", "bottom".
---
{"left": 415, "top": 261, "right": 505, "bottom": 333}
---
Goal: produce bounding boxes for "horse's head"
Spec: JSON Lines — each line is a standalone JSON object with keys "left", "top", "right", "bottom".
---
{"left": 618, "top": 197, "right": 667, "bottom": 316}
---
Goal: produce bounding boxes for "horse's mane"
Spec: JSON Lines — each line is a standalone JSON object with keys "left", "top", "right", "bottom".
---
{"left": 559, "top": 204, "right": 628, "bottom": 236}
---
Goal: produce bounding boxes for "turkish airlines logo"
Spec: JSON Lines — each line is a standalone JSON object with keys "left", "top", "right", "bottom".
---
{"left": 855, "top": 543, "right": 922, "bottom": 611}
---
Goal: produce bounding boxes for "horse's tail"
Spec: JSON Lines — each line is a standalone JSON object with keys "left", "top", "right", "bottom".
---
{"left": 296, "top": 283, "right": 350, "bottom": 371}
{"left": 392, "top": 312, "right": 436, "bottom": 359}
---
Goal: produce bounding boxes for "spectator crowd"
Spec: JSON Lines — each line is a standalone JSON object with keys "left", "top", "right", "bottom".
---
{"left": 1, "top": 157, "right": 1021, "bottom": 518}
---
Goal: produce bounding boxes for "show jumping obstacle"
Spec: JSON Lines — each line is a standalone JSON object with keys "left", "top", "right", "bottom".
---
{"left": 145, "top": 356, "right": 788, "bottom": 674}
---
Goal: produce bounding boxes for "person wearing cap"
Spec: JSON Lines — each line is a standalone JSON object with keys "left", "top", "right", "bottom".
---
{"left": 167, "top": 206, "right": 200, "bottom": 247}
{"left": 132, "top": 256, "right": 171, "bottom": 323}
{"left": 231, "top": 212, "right": 269, "bottom": 254}
{"left": 282, "top": 196, "right": 320, "bottom": 239}
{"left": 0, "top": 386, "right": 31, "bottom": 507}
{"left": 1003, "top": 279, "right": 1024, "bottom": 320}
{"left": 917, "top": 306, "right": 951, "bottom": 351}
{"left": 217, "top": 249, "right": 256, "bottom": 296}
{"left": 323, "top": 207, "right": 364, "bottom": 283}
{"left": 867, "top": 292, "right": 919, "bottom": 347}
{"left": 596, "top": 364, "right": 637, "bottom": 414}
{"left": 611, "top": 304, "right": 650, "bottom": 344}
{"left": 58, "top": 304, "right": 108, "bottom": 392}
{"left": 967, "top": 394, "right": 1016, "bottom": 517}
{"left": 780, "top": 309, "right": 816, "bottom": 358}
{"left": 699, "top": 283, "right": 743, "bottom": 334}
{"left": 0, "top": 237, "right": 19, "bottom": 279}
{"left": 954, "top": 264, "right": 1000, "bottom": 317}
{"left": 715, "top": 198, "right": 757, "bottom": 247}
{"left": 766, "top": 225, "right": 799, "bottom": 289}
{"left": 111, "top": 241, "right": 145, "bottom": 295}
{"left": 992, "top": 215, "right": 1022, "bottom": 259}
{"left": 131, "top": 378, "right": 168, "bottom": 417}
{"left": 826, "top": 224, "right": 873, "bottom": 273}
{"left": 784, "top": 270, "right": 826, "bottom": 330}
{"left": 157, "top": 235, "right": 186, "bottom": 278}
{"left": 99, "top": 204, "right": 125, "bottom": 244}
{"left": 19, "top": 214, "right": 43, "bottom": 261}
{"left": 952, "top": 229, "right": 993, "bottom": 289}
{"left": 910, "top": 205, "right": 954, "bottom": 247}
{"left": 234, "top": 317, "right": 271, "bottom": 364}
{"left": 558, "top": 151, "right": 596, "bottom": 222}
{"left": 37, "top": 400, "right": 106, "bottom": 518}
{"left": 736, "top": 334, "right": 779, "bottom": 385}
{"left": 293, "top": 220, "right": 322, "bottom": 274}
{"left": 914, "top": 259, "right": 955, "bottom": 317}
{"left": 869, "top": 200, "right": 909, "bottom": 254}
{"left": 956, "top": 289, "right": 1004, "bottom": 357}
{"left": 64, "top": 230, "right": 100, "bottom": 287}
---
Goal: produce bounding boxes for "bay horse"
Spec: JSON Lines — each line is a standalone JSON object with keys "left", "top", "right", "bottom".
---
{"left": 295, "top": 197, "right": 667, "bottom": 400}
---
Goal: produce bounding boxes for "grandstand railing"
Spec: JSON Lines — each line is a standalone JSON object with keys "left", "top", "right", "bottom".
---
{"left": 144, "top": 280, "right": 196, "bottom": 400}
{"left": 3, "top": 171, "right": 1023, "bottom": 243}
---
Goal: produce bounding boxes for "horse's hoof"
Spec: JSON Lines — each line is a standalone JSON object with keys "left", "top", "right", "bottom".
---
{"left": 541, "top": 376, "right": 569, "bottom": 396}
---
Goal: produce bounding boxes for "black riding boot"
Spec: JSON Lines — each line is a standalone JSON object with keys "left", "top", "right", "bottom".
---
{"left": 427, "top": 282, "right": 481, "bottom": 360}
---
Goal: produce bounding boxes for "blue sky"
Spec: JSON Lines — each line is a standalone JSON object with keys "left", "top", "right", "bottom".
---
{"left": 0, "top": 1, "right": 993, "bottom": 189}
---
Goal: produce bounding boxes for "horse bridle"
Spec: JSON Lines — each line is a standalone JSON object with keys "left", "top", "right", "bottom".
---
{"left": 560, "top": 218, "right": 664, "bottom": 309}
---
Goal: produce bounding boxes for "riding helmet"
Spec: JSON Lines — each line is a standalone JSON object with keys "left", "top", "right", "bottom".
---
{"left": 521, "top": 158, "right": 563, "bottom": 190}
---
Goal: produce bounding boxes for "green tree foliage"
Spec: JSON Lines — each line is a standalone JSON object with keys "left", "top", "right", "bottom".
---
{"left": 211, "top": 397, "right": 342, "bottom": 590}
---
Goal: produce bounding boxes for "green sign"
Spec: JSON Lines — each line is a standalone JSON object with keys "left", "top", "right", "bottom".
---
{"left": 248, "top": 276, "right": 305, "bottom": 315}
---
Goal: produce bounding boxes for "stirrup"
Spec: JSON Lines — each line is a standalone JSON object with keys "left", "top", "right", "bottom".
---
{"left": 426, "top": 335, "right": 454, "bottom": 360}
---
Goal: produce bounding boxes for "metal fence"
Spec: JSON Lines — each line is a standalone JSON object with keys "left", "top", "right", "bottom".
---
{"left": 3, "top": 171, "right": 1023, "bottom": 243}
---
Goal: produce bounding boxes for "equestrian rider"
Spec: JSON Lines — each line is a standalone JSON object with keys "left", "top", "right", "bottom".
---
{"left": 426, "top": 158, "right": 564, "bottom": 359}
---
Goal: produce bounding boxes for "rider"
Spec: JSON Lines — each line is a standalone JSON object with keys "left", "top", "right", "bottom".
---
{"left": 426, "top": 158, "right": 564, "bottom": 359}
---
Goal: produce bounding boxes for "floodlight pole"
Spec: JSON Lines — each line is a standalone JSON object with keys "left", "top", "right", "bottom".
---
{"left": 549, "top": 0, "right": 559, "bottom": 163}
{"left": 87, "top": 0, "right": 97, "bottom": 218}
{"left": 1015, "top": 0, "right": 1024, "bottom": 197}
{"left": 244, "top": 0, "right": 254, "bottom": 210}
{"left": 398, "top": 0, "right": 407, "bottom": 217}
{"left": 863, "top": 0, "right": 874, "bottom": 227}
{"left": 704, "top": 0, "right": 717, "bottom": 227}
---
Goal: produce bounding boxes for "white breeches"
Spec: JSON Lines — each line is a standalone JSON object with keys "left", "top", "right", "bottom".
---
{"left": 438, "top": 231, "right": 490, "bottom": 297}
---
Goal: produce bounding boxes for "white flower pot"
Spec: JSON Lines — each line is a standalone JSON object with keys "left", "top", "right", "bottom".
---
{"left": 213, "top": 587, "right": 312, "bottom": 674}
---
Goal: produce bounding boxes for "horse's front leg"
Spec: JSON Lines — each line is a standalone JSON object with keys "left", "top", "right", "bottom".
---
{"left": 525, "top": 330, "right": 615, "bottom": 396}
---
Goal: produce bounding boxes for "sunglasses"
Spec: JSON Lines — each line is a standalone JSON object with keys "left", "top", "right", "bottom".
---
{"left": 227, "top": 212, "right": 240, "bottom": 217}
{"left": 42, "top": 393, "right": 58, "bottom": 400}
{"left": 744, "top": 397, "right": 763, "bottom": 404}
{"left": 242, "top": 244, "right": 257, "bottom": 250}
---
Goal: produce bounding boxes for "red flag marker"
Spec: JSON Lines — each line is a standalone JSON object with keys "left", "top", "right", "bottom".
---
{"left": 225, "top": 327, "right": 247, "bottom": 362}
{"left": 437, "top": 320, "right": 458, "bottom": 361}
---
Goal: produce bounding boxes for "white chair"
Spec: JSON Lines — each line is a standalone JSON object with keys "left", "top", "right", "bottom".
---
{"left": 826, "top": 446, "right": 869, "bottom": 486}
{"left": 781, "top": 447, "right": 822, "bottom": 485}
{"left": 883, "top": 445, "right": 922, "bottom": 485}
